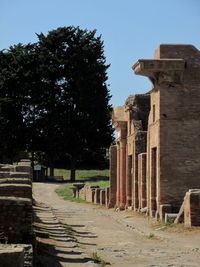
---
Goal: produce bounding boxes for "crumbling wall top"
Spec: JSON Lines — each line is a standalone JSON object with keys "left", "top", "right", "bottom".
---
{"left": 125, "top": 94, "right": 150, "bottom": 131}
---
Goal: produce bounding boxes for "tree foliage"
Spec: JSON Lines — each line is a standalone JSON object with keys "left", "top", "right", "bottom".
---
{"left": 0, "top": 26, "right": 113, "bottom": 180}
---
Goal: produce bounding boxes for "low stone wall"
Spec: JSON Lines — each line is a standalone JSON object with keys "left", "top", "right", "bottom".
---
{"left": 0, "top": 197, "right": 32, "bottom": 243}
{"left": 0, "top": 159, "right": 33, "bottom": 266}
{"left": 0, "top": 178, "right": 31, "bottom": 185}
{"left": 78, "top": 185, "right": 110, "bottom": 207}
{"left": 79, "top": 185, "right": 99, "bottom": 202}
{"left": 0, "top": 184, "right": 32, "bottom": 199}
{"left": 0, "top": 244, "right": 33, "bottom": 267}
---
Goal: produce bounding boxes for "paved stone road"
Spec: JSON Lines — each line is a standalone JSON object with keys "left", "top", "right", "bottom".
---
{"left": 33, "top": 183, "right": 200, "bottom": 267}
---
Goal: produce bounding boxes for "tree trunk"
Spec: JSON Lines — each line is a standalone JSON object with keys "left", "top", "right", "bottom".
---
{"left": 70, "top": 157, "right": 76, "bottom": 182}
{"left": 31, "top": 152, "right": 34, "bottom": 168}
{"left": 50, "top": 166, "right": 54, "bottom": 177}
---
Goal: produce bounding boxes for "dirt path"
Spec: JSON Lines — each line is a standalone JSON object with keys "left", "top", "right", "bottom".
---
{"left": 33, "top": 183, "right": 200, "bottom": 267}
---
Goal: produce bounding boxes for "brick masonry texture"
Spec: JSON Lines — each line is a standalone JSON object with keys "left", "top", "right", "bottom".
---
{"left": 109, "top": 44, "right": 200, "bottom": 226}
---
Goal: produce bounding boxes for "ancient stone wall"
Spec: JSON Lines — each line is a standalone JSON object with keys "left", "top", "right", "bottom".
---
{"left": 0, "top": 159, "right": 33, "bottom": 266}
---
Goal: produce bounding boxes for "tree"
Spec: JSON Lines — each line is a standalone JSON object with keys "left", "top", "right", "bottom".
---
{"left": 0, "top": 26, "right": 114, "bottom": 180}
{"left": 0, "top": 43, "right": 45, "bottom": 163}
{"left": 0, "top": 45, "right": 30, "bottom": 162}
{"left": 37, "top": 26, "right": 113, "bottom": 181}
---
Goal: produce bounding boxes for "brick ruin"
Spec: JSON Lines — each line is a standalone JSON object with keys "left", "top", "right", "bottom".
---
{"left": 0, "top": 159, "right": 33, "bottom": 266}
{"left": 110, "top": 44, "right": 200, "bottom": 226}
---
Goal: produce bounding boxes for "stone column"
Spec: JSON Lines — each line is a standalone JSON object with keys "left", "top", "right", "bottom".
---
{"left": 109, "top": 145, "right": 117, "bottom": 208}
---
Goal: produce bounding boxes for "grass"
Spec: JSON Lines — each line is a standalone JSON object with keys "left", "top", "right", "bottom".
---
{"left": 55, "top": 184, "right": 86, "bottom": 203}
{"left": 85, "top": 180, "right": 110, "bottom": 188}
{"left": 55, "top": 170, "right": 109, "bottom": 203}
{"left": 147, "top": 232, "right": 156, "bottom": 239}
{"left": 51, "top": 168, "right": 109, "bottom": 181}
{"left": 56, "top": 179, "right": 110, "bottom": 203}
{"left": 91, "top": 251, "right": 111, "bottom": 266}
{"left": 55, "top": 168, "right": 109, "bottom": 203}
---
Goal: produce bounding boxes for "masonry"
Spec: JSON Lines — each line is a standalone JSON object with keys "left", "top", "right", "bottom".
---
{"left": 0, "top": 159, "right": 33, "bottom": 266}
{"left": 109, "top": 44, "right": 200, "bottom": 226}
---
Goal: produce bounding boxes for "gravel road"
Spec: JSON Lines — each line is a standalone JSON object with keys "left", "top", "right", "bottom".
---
{"left": 33, "top": 182, "right": 200, "bottom": 267}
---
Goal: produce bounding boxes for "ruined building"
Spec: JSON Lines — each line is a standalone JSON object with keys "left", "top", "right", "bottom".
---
{"left": 110, "top": 44, "right": 200, "bottom": 224}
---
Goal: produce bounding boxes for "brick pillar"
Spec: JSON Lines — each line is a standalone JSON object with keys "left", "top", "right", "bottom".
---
{"left": 119, "top": 138, "right": 126, "bottom": 209}
{"left": 116, "top": 142, "right": 121, "bottom": 208}
{"left": 105, "top": 187, "right": 110, "bottom": 207}
{"left": 132, "top": 153, "right": 139, "bottom": 210}
{"left": 109, "top": 145, "right": 117, "bottom": 208}
{"left": 126, "top": 154, "right": 132, "bottom": 207}
{"left": 138, "top": 153, "right": 147, "bottom": 210}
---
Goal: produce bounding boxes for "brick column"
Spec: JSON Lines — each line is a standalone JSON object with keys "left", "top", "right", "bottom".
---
{"left": 109, "top": 145, "right": 117, "bottom": 208}
{"left": 119, "top": 138, "right": 126, "bottom": 209}
{"left": 126, "top": 154, "right": 132, "bottom": 207}
{"left": 138, "top": 153, "right": 147, "bottom": 210}
{"left": 116, "top": 142, "right": 121, "bottom": 208}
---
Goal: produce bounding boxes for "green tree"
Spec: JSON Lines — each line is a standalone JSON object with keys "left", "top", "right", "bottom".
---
{"left": 0, "top": 45, "right": 29, "bottom": 162}
{"left": 0, "top": 43, "right": 46, "bottom": 163}
{"left": 0, "top": 26, "right": 113, "bottom": 180}
{"left": 37, "top": 26, "right": 113, "bottom": 181}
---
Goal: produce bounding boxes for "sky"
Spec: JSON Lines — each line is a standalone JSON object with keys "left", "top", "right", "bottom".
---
{"left": 1, "top": 0, "right": 200, "bottom": 106}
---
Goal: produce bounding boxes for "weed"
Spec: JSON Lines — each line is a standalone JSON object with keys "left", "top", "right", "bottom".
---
{"left": 91, "top": 251, "right": 111, "bottom": 266}
{"left": 148, "top": 232, "right": 156, "bottom": 239}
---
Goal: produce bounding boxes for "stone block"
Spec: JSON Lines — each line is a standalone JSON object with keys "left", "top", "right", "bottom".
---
{"left": 184, "top": 189, "right": 200, "bottom": 227}
{"left": 159, "top": 204, "right": 172, "bottom": 221}
{"left": 15, "top": 165, "right": 32, "bottom": 173}
{"left": 0, "top": 244, "right": 33, "bottom": 267}
{"left": 94, "top": 188, "right": 101, "bottom": 204}
{"left": 0, "top": 178, "right": 31, "bottom": 185}
{"left": 0, "top": 197, "right": 33, "bottom": 243}
{"left": 105, "top": 187, "right": 110, "bottom": 207}
{"left": 164, "top": 213, "right": 178, "bottom": 224}
{"left": 85, "top": 186, "right": 99, "bottom": 203}
{"left": 0, "top": 246, "right": 24, "bottom": 267}
{"left": 0, "top": 184, "right": 32, "bottom": 199}
{"left": 100, "top": 189, "right": 106, "bottom": 205}
{"left": 0, "top": 172, "right": 10, "bottom": 178}
{"left": 10, "top": 172, "right": 31, "bottom": 179}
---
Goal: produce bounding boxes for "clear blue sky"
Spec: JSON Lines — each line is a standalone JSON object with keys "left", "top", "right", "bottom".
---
{"left": 1, "top": 0, "right": 200, "bottom": 106}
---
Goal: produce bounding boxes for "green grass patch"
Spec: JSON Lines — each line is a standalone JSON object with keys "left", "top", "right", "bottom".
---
{"left": 55, "top": 184, "right": 86, "bottom": 203}
{"left": 51, "top": 168, "right": 109, "bottom": 181}
{"left": 85, "top": 180, "right": 110, "bottom": 188}
{"left": 56, "top": 178, "right": 110, "bottom": 203}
